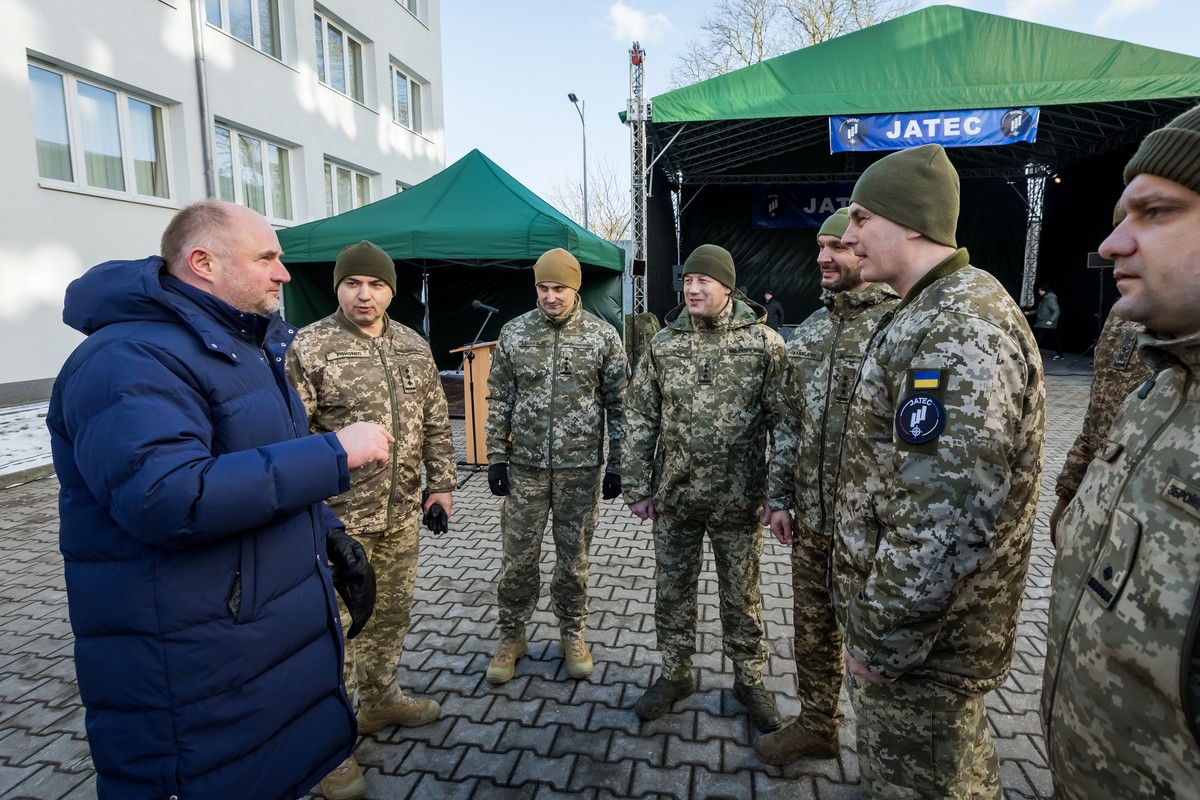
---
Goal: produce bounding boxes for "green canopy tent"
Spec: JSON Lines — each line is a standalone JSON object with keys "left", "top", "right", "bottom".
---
{"left": 633, "top": 4, "right": 1200, "bottom": 351}
{"left": 280, "top": 149, "right": 625, "bottom": 369}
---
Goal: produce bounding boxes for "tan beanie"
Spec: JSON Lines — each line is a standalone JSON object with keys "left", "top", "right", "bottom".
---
{"left": 333, "top": 240, "right": 396, "bottom": 294}
{"left": 682, "top": 244, "right": 736, "bottom": 289}
{"left": 818, "top": 207, "right": 850, "bottom": 239}
{"left": 850, "top": 144, "right": 960, "bottom": 247}
{"left": 1124, "top": 104, "right": 1200, "bottom": 194}
{"left": 533, "top": 248, "right": 582, "bottom": 290}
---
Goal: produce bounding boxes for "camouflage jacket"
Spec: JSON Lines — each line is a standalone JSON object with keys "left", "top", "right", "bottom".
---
{"left": 768, "top": 283, "right": 900, "bottom": 536}
{"left": 286, "top": 311, "right": 456, "bottom": 531}
{"left": 485, "top": 297, "right": 625, "bottom": 472}
{"left": 1054, "top": 312, "right": 1149, "bottom": 501}
{"left": 623, "top": 297, "right": 785, "bottom": 518}
{"left": 1043, "top": 329, "right": 1200, "bottom": 799}
{"left": 831, "top": 249, "right": 1046, "bottom": 692}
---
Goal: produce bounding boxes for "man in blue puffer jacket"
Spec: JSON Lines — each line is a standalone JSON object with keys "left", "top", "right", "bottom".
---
{"left": 47, "top": 200, "right": 393, "bottom": 800}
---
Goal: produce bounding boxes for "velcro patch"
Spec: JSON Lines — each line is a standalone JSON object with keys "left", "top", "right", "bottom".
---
{"left": 1163, "top": 476, "right": 1200, "bottom": 521}
{"left": 895, "top": 391, "right": 945, "bottom": 445}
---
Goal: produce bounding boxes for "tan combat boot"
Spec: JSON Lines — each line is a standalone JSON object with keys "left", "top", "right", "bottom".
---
{"left": 319, "top": 756, "right": 366, "bottom": 800}
{"left": 357, "top": 693, "right": 441, "bottom": 733}
{"left": 486, "top": 638, "right": 527, "bottom": 685}
{"left": 561, "top": 632, "right": 594, "bottom": 679}
{"left": 754, "top": 717, "right": 839, "bottom": 764}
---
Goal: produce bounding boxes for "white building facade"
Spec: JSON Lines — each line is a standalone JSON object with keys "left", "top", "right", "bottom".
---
{"left": 0, "top": 0, "right": 444, "bottom": 388}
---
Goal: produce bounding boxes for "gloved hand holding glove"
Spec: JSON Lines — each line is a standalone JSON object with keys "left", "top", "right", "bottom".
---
{"left": 602, "top": 471, "right": 622, "bottom": 500}
{"left": 326, "top": 527, "right": 377, "bottom": 639}
{"left": 488, "top": 463, "right": 510, "bottom": 496}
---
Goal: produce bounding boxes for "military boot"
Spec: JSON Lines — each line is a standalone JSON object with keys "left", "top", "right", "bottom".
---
{"left": 754, "top": 716, "right": 839, "bottom": 764}
{"left": 633, "top": 674, "right": 695, "bottom": 720}
{"left": 733, "top": 681, "right": 783, "bottom": 732}
{"left": 357, "top": 693, "right": 441, "bottom": 733}
{"left": 486, "top": 637, "right": 527, "bottom": 685}
{"left": 319, "top": 756, "right": 366, "bottom": 800}
{"left": 561, "top": 633, "right": 593, "bottom": 679}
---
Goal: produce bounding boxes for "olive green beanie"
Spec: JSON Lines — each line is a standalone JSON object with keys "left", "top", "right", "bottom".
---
{"left": 533, "top": 248, "right": 582, "bottom": 290}
{"left": 682, "top": 244, "right": 736, "bottom": 289}
{"left": 850, "top": 143, "right": 960, "bottom": 247}
{"left": 333, "top": 240, "right": 396, "bottom": 294}
{"left": 1123, "top": 104, "right": 1200, "bottom": 195}
{"left": 818, "top": 207, "right": 851, "bottom": 239}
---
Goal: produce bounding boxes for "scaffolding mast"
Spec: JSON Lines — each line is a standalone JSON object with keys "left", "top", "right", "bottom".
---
{"left": 627, "top": 42, "right": 649, "bottom": 314}
{"left": 1020, "top": 163, "right": 1049, "bottom": 309}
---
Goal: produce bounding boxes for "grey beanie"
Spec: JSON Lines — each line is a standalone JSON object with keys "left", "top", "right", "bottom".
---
{"left": 1124, "top": 104, "right": 1200, "bottom": 195}
{"left": 850, "top": 144, "right": 960, "bottom": 247}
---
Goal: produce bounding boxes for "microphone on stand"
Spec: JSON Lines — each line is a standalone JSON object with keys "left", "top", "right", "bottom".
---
{"left": 472, "top": 299, "right": 500, "bottom": 314}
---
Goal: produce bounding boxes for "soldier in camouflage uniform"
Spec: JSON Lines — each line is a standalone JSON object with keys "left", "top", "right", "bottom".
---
{"left": 1043, "top": 104, "right": 1200, "bottom": 799}
{"left": 623, "top": 244, "right": 786, "bottom": 732}
{"left": 757, "top": 207, "right": 899, "bottom": 765}
{"left": 484, "top": 248, "right": 626, "bottom": 685}
{"left": 1049, "top": 307, "right": 1148, "bottom": 547}
{"left": 832, "top": 144, "right": 1045, "bottom": 798}
{"left": 287, "top": 241, "right": 456, "bottom": 800}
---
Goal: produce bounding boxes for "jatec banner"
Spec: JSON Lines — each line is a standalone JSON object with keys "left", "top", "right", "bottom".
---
{"left": 752, "top": 183, "right": 855, "bottom": 229}
{"left": 829, "top": 107, "right": 1039, "bottom": 153}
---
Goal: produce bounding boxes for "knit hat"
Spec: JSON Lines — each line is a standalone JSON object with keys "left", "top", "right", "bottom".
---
{"left": 850, "top": 143, "right": 959, "bottom": 247}
{"left": 1123, "top": 104, "right": 1200, "bottom": 195}
{"left": 533, "top": 248, "right": 582, "bottom": 290}
{"left": 681, "top": 244, "right": 736, "bottom": 289}
{"left": 333, "top": 240, "right": 396, "bottom": 294}
{"left": 818, "top": 207, "right": 850, "bottom": 239}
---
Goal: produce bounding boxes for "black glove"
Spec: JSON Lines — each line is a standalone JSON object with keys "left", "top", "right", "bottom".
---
{"left": 602, "top": 471, "right": 622, "bottom": 500}
{"left": 423, "top": 502, "right": 449, "bottom": 535}
{"left": 488, "top": 463, "right": 510, "bottom": 496}
{"left": 326, "top": 528, "right": 376, "bottom": 640}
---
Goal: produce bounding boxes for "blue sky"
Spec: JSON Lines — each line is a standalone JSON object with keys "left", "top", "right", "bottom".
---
{"left": 440, "top": 0, "right": 1200, "bottom": 208}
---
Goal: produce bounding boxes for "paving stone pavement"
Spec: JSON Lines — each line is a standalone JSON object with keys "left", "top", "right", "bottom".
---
{"left": 0, "top": 366, "right": 1093, "bottom": 799}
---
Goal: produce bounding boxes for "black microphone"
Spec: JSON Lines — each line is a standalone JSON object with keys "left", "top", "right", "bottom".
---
{"left": 472, "top": 299, "right": 500, "bottom": 314}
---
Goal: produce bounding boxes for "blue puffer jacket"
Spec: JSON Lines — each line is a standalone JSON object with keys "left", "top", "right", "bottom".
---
{"left": 48, "top": 257, "right": 357, "bottom": 799}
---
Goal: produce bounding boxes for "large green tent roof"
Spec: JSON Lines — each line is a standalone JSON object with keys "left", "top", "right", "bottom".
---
{"left": 644, "top": 4, "right": 1200, "bottom": 183}
{"left": 278, "top": 148, "right": 623, "bottom": 271}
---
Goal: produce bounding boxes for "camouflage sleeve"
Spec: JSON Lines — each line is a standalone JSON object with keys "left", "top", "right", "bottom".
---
{"left": 600, "top": 325, "right": 628, "bottom": 475}
{"left": 420, "top": 352, "right": 457, "bottom": 494}
{"left": 845, "top": 315, "right": 1032, "bottom": 678}
{"left": 767, "top": 343, "right": 804, "bottom": 511}
{"left": 621, "top": 342, "right": 662, "bottom": 504}
{"left": 284, "top": 337, "right": 319, "bottom": 432}
{"left": 1054, "top": 317, "right": 1148, "bottom": 500}
{"left": 484, "top": 333, "right": 516, "bottom": 465}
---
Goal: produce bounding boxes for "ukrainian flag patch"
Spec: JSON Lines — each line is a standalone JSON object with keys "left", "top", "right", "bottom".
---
{"left": 912, "top": 369, "right": 941, "bottom": 389}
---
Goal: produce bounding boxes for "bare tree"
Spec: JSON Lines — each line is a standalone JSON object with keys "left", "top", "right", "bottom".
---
{"left": 669, "top": 0, "right": 916, "bottom": 87}
{"left": 550, "top": 158, "right": 631, "bottom": 243}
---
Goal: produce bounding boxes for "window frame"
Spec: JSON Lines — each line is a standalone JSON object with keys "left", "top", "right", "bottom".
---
{"left": 205, "top": 0, "right": 282, "bottom": 59}
{"left": 315, "top": 11, "right": 365, "bottom": 103}
{"left": 214, "top": 121, "right": 294, "bottom": 223}
{"left": 388, "top": 62, "right": 423, "bottom": 132}
{"left": 28, "top": 61, "right": 173, "bottom": 205}
{"left": 324, "top": 161, "right": 373, "bottom": 217}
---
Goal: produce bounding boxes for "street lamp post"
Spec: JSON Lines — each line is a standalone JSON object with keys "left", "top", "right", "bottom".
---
{"left": 567, "top": 92, "right": 588, "bottom": 232}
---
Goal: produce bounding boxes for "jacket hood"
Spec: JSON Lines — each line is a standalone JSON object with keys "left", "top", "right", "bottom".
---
{"left": 63, "top": 257, "right": 178, "bottom": 335}
{"left": 822, "top": 282, "right": 901, "bottom": 316}
{"left": 664, "top": 291, "right": 766, "bottom": 330}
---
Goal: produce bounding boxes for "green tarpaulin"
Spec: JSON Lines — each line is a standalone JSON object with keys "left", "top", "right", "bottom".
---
{"left": 280, "top": 149, "right": 624, "bottom": 369}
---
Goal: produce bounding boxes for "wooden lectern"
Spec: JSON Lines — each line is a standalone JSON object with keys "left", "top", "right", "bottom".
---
{"left": 449, "top": 340, "right": 496, "bottom": 466}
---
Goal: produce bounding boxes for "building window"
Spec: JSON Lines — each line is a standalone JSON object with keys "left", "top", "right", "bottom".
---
{"left": 28, "top": 63, "right": 170, "bottom": 200}
{"left": 395, "top": 180, "right": 410, "bottom": 193}
{"left": 215, "top": 123, "right": 292, "bottom": 221}
{"left": 389, "top": 64, "right": 423, "bottom": 132}
{"left": 324, "top": 162, "right": 372, "bottom": 216}
{"left": 399, "top": 0, "right": 419, "bottom": 18}
{"left": 205, "top": 0, "right": 280, "bottom": 59}
{"left": 315, "top": 12, "right": 364, "bottom": 102}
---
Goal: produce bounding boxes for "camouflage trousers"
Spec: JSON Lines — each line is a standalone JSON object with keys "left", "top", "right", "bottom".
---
{"left": 846, "top": 671, "right": 1001, "bottom": 799}
{"left": 652, "top": 512, "right": 766, "bottom": 685}
{"left": 339, "top": 512, "right": 420, "bottom": 711}
{"left": 790, "top": 520, "right": 843, "bottom": 736}
{"left": 497, "top": 463, "right": 601, "bottom": 639}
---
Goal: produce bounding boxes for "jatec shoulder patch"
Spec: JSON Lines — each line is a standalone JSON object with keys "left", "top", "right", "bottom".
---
{"left": 895, "top": 391, "right": 946, "bottom": 445}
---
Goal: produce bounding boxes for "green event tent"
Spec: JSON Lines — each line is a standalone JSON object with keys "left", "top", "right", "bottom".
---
{"left": 633, "top": 4, "right": 1200, "bottom": 351}
{"left": 280, "top": 149, "right": 624, "bottom": 369}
